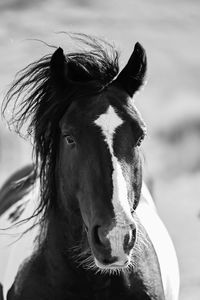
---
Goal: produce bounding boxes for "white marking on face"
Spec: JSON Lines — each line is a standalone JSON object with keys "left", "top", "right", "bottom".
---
{"left": 95, "top": 105, "right": 135, "bottom": 261}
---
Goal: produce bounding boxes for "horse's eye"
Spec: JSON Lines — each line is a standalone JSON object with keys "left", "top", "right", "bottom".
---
{"left": 65, "top": 135, "right": 75, "bottom": 145}
{"left": 136, "top": 134, "right": 145, "bottom": 147}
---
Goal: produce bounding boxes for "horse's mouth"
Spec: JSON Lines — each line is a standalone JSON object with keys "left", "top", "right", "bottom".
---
{"left": 94, "top": 257, "right": 130, "bottom": 271}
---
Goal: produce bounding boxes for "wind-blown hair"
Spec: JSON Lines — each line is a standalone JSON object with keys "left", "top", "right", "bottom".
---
{"left": 2, "top": 35, "right": 119, "bottom": 221}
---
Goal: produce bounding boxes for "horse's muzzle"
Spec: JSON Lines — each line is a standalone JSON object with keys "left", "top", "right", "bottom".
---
{"left": 90, "top": 222, "right": 137, "bottom": 267}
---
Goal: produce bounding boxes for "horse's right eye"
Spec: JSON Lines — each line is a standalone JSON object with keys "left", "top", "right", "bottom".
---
{"left": 65, "top": 135, "right": 76, "bottom": 145}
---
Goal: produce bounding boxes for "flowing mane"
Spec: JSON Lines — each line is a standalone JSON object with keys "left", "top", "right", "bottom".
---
{"left": 2, "top": 35, "right": 119, "bottom": 222}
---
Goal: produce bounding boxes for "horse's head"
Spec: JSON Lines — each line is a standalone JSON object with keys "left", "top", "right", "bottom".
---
{"left": 53, "top": 42, "right": 147, "bottom": 272}
{"left": 3, "top": 37, "right": 147, "bottom": 273}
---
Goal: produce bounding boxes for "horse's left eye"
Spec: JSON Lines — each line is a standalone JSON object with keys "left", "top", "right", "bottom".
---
{"left": 136, "top": 134, "right": 145, "bottom": 147}
{"left": 65, "top": 135, "right": 75, "bottom": 145}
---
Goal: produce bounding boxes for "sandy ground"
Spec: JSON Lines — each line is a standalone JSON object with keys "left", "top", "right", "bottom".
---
{"left": 0, "top": 0, "right": 200, "bottom": 299}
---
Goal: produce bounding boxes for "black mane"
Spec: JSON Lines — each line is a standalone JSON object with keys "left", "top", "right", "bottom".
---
{"left": 2, "top": 35, "right": 119, "bottom": 222}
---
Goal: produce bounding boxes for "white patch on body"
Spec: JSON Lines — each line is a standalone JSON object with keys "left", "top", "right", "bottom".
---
{"left": 137, "top": 183, "right": 180, "bottom": 300}
{"left": 0, "top": 181, "right": 41, "bottom": 299}
{"left": 95, "top": 105, "right": 134, "bottom": 263}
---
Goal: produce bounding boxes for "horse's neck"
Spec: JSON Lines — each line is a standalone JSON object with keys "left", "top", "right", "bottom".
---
{"left": 42, "top": 208, "right": 110, "bottom": 296}
{"left": 44, "top": 208, "right": 83, "bottom": 270}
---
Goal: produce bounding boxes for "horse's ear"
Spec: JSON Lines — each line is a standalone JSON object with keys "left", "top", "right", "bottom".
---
{"left": 50, "top": 47, "right": 92, "bottom": 86}
{"left": 50, "top": 47, "right": 68, "bottom": 88}
{"left": 112, "top": 42, "right": 147, "bottom": 97}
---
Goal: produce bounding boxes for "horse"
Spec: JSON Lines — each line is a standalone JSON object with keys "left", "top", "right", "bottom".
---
{"left": 0, "top": 35, "right": 179, "bottom": 300}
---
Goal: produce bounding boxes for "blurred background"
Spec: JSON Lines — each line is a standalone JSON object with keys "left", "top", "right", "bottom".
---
{"left": 0, "top": 0, "right": 200, "bottom": 298}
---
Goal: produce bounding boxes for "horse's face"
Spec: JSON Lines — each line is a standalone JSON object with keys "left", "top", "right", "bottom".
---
{"left": 54, "top": 42, "right": 147, "bottom": 272}
{"left": 58, "top": 87, "right": 146, "bottom": 271}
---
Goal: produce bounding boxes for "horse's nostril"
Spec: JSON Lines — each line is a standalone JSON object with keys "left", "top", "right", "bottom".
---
{"left": 93, "top": 225, "right": 109, "bottom": 248}
{"left": 124, "top": 227, "right": 137, "bottom": 254}
{"left": 132, "top": 227, "right": 136, "bottom": 240}
{"left": 93, "top": 225, "right": 102, "bottom": 246}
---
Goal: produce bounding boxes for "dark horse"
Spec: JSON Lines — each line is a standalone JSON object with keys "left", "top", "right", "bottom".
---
{"left": 0, "top": 35, "right": 179, "bottom": 300}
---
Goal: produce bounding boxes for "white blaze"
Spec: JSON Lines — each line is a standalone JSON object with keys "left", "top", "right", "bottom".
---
{"left": 95, "top": 105, "right": 134, "bottom": 261}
